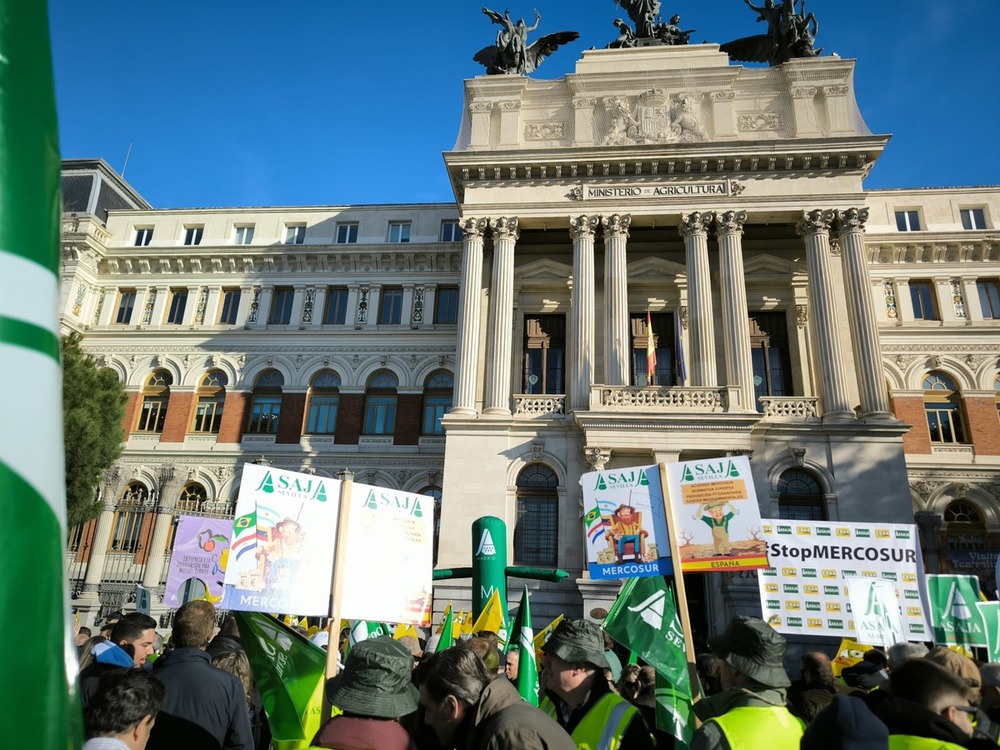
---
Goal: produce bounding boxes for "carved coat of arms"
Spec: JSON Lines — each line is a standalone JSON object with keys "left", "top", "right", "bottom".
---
{"left": 602, "top": 89, "right": 711, "bottom": 146}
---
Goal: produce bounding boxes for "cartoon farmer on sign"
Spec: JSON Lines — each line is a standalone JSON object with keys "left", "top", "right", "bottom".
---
{"left": 696, "top": 501, "right": 738, "bottom": 556}
{"left": 608, "top": 504, "right": 649, "bottom": 563}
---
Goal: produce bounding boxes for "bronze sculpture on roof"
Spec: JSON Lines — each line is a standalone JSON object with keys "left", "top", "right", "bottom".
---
{"left": 474, "top": 8, "right": 580, "bottom": 75}
{"left": 608, "top": 1, "right": 694, "bottom": 47}
{"left": 720, "top": 0, "right": 821, "bottom": 66}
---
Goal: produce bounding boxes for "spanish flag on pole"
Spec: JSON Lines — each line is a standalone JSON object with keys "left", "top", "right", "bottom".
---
{"left": 0, "top": 1, "right": 83, "bottom": 747}
{"left": 646, "top": 309, "right": 657, "bottom": 386}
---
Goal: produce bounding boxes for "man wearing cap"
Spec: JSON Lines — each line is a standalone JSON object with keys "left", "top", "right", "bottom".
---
{"left": 312, "top": 636, "right": 418, "bottom": 750}
{"left": 540, "top": 618, "right": 654, "bottom": 750}
{"left": 691, "top": 616, "right": 804, "bottom": 750}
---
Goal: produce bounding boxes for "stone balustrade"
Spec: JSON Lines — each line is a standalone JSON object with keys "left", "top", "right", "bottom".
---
{"left": 513, "top": 395, "right": 566, "bottom": 417}
{"left": 760, "top": 396, "right": 820, "bottom": 421}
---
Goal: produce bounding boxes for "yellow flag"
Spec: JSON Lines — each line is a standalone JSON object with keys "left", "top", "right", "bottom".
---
{"left": 532, "top": 614, "right": 564, "bottom": 658}
{"left": 458, "top": 610, "right": 474, "bottom": 637}
{"left": 831, "top": 638, "right": 868, "bottom": 677}
{"left": 283, "top": 615, "right": 295, "bottom": 627}
{"left": 299, "top": 617, "right": 309, "bottom": 629}
{"left": 394, "top": 623, "right": 419, "bottom": 641}
{"left": 470, "top": 589, "right": 506, "bottom": 638}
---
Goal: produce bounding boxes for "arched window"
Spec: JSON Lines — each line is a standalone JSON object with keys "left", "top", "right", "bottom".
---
{"left": 110, "top": 482, "right": 148, "bottom": 552}
{"left": 777, "top": 469, "right": 826, "bottom": 520}
{"left": 923, "top": 372, "right": 966, "bottom": 444}
{"left": 247, "top": 369, "right": 284, "bottom": 434}
{"left": 421, "top": 486, "right": 443, "bottom": 565}
{"left": 944, "top": 499, "right": 987, "bottom": 551}
{"left": 192, "top": 370, "right": 227, "bottom": 433}
{"left": 363, "top": 371, "right": 398, "bottom": 435}
{"left": 137, "top": 370, "right": 172, "bottom": 432}
{"left": 177, "top": 483, "right": 208, "bottom": 513}
{"left": 422, "top": 371, "right": 454, "bottom": 435}
{"left": 514, "top": 465, "right": 558, "bottom": 566}
{"left": 306, "top": 370, "right": 341, "bottom": 435}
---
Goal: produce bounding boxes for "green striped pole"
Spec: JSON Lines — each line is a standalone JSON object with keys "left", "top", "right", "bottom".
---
{"left": 0, "top": 1, "right": 83, "bottom": 747}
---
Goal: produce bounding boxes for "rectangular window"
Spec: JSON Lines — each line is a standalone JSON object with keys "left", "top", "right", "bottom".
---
{"left": 363, "top": 397, "right": 397, "bottom": 434}
{"left": 336, "top": 223, "right": 359, "bottom": 244}
{"left": 166, "top": 289, "right": 188, "bottom": 325}
{"left": 978, "top": 279, "right": 1000, "bottom": 319}
{"left": 961, "top": 208, "right": 987, "bottom": 230}
{"left": 630, "top": 313, "right": 675, "bottom": 387}
{"left": 422, "top": 397, "right": 451, "bottom": 435}
{"left": 269, "top": 287, "right": 294, "bottom": 325}
{"left": 910, "top": 280, "right": 939, "bottom": 320}
{"left": 441, "top": 221, "right": 461, "bottom": 242}
{"left": 523, "top": 315, "right": 566, "bottom": 395}
{"left": 247, "top": 396, "right": 281, "bottom": 434}
{"left": 388, "top": 222, "right": 411, "bottom": 243}
{"left": 134, "top": 227, "right": 153, "bottom": 246}
{"left": 306, "top": 396, "right": 339, "bottom": 434}
{"left": 926, "top": 404, "right": 966, "bottom": 444}
{"left": 234, "top": 225, "right": 255, "bottom": 245}
{"left": 115, "top": 290, "right": 137, "bottom": 324}
{"left": 192, "top": 399, "right": 224, "bottom": 433}
{"left": 749, "top": 312, "right": 794, "bottom": 410}
{"left": 183, "top": 226, "right": 203, "bottom": 246}
{"left": 895, "top": 210, "right": 921, "bottom": 232}
{"left": 435, "top": 287, "right": 459, "bottom": 324}
{"left": 219, "top": 289, "right": 241, "bottom": 325}
{"left": 324, "top": 286, "right": 349, "bottom": 325}
{"left": 285, "top": 224, "right": 306, "bottom": 244}
{"left": 379, "top": 287, "right": 403, "bottom": 324}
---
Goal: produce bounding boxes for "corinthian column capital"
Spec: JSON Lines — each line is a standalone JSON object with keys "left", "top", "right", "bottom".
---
{"left": 796, "top": 209, "right": 836, "bottom": 237}
{"left": 714, "top": 210, "right": 747, "bottom": 236}
{"left": 569, "top": 214, "right": 600, "bottom": 241}
{"left": 489, "top": 217, "right": 519, "bottom": 241}
{"left": 601, "top": 213, "right": 631, "bottom": 238}
{"left": 833, "top": 208, "right": 870, "bottom": 234}
{"left": 678, "top": 211, "right": 713, "bottom": 239}
{"left": 461, "top": 217, "right": 489, "bottom": 239}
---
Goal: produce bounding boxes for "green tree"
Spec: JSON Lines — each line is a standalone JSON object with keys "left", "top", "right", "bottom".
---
{"left": 62, "top": 333, "right": 127, "bottom": 525}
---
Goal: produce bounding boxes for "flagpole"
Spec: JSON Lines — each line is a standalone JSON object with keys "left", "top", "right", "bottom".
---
{"left": 658, "top": 462, "right": 703, "bottom": 705}
{"left": 322, "top": 470, "right": 355, "bottom": 717}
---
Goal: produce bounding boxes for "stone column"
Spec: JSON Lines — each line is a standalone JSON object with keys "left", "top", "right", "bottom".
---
{"left": 569, "top": 215, "right": 599, "bottom": 411}
{"left": 715, "top": 211, "right": 756, "bottom": 411}
{"left": 81, "top": 509, "right": 115, "bottom": 591}
{"left": 679, "top": 212, "right": 718, "bottom": 387}
{"left": 142, "top": 469, "right": 181, "bottom": 592}
{"left": 797, "top": 210, "right": 854, "bottom": 420}
{"left": 452, "top": 218, "right": 488, "bottom": 416}
{"left": 835, "top": 208, "right": 893, "bottom": 418}
{"left": 602, "top": 214, "right": 631, "bottom": 386}
{"left": 483, "top": 217, "right": 518, "bottom": 415}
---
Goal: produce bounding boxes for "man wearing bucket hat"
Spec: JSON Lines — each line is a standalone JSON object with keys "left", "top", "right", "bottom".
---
{"left": 539, "top": 618, "right": 654, "bottom": 749}
{"left": 311, "top": 637, "right": 419, "bottom": 750}
{"left": 691, "top": 616, "right": 804, "bottom": 750}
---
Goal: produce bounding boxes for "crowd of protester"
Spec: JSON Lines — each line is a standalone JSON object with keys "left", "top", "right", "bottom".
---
{"left": 80, "top": 601, "right": 1000, "bottom": 750}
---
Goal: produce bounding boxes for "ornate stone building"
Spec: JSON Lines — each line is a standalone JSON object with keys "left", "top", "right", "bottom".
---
{"left": 61, "top": 43, "right": 1000, "bottom": 632}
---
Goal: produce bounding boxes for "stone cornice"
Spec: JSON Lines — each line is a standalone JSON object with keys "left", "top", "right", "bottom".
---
{"left": 865, "top": 237, "right": 999, "bottom": 265}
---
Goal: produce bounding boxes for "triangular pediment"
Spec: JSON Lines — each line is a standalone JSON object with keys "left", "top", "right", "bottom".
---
{"left": 743, "top": 254, "right": 805, "bottom": 276}
{"left": 628, "top": 256, "right": 687, "bottom": 280}
{"left": 516, "top": 258, "right": 572, "bottom": 282}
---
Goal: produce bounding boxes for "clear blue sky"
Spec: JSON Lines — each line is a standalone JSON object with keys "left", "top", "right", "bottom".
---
{"left": 51, "top": 0, "right": 1000, "bottom": 209}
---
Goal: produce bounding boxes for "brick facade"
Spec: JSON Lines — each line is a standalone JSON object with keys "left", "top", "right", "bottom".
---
{"left": 966, "top": 396, "right": 1000, "bottom": 456}
{"left": 335, "top": 394, "right": 364, "bottom": 444}
{"left": 122, "top": 391, "right": 141, "bottom": 434}
{"left": 217, "top": 391, "right": 249, "bottom": 443}
{"left": 276, "top": 393, "right": 307, "bottom": 444}
{"left": 394, "top": 394, "right": 423, "bottom": 446}
{"left": 892, "top": 395, "right": 931, "bottom": 454}
{"left": 159, "top": 392, "right": 194, "bottom": 443}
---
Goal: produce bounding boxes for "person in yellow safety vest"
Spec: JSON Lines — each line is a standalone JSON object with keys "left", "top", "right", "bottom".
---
{"left": 871, "top": 659, "right": 979, "bottom": 749}
{"left": 539, "top": 618, "right": 654, "bottom": 750}
{"left": 691, "top": 616, "right": 804, "bottom": 750}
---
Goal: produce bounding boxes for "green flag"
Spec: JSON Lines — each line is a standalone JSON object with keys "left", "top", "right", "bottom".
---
{"left": 926, "top": 574, "right": 989, "bottom": 647}
{"left": 235, "top": 612, "right": 327, "bottom": 742}
{"left": 603, "top": 576, "right": 693, "bottom": 744}
{"left": 507, "top": 586, "right": 539, "bottom": 705}
{"left": 435, "top": 608, "right": 455, "bottom": 652}
{"left": 0, "top": 2, "right": 82, "bottom": 748}
{"left": 979, "top": 602, "right": 1000, "bottom": 662}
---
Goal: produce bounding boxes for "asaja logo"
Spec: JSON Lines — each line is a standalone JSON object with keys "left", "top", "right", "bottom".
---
{"left": 826, "top": 602, "right": 842, "bottom": 612}
{"left": 783, "top": 584, "right": 800, "bottom": 594}
{"left": 626, "top": 588, "right": 666, "bottom": 630}
{"left": 476, "top": 528, "right": 497, "bottom": 557}
{"left": 363, "top": 489, "right": 424, "bottom": 518}
{"left": 911, "top": 624, "right": 925, "bottom": 635}
{"left": 796, "top": 526, "right": 812, "bottom": 536}
{"left": 782, "top": 567, "right": 797, "bottom": 577}
{"left": 766, "top": 599, "right": 781, "bottom": 609}
{"left": 906, "top": 607, "right": 923, "bottom": 617}
{"left": 255, "top": 470, "right": 329, "bottom": 502}
{"left": 816, "top": 527, "right": 832, "bottom": 537}
{"left": 804, "top": 585, "right": 819, "bottom": 595}
{"left": 822, "top": 569, "right": 838, "bottom": 579}
{"left": 875, "top": 529, "right": 890, "bottom": 539}
{"left": 829, "top": 619, "right": 844, "bottom": 630}
{"left": 802, "top": 568, "right": 818, "bottom": 578}
{"left": 595, "top": 469, "right": 649, "bottom": 490}
{"left": 836, "top": 528, "right": 851, "bottom": 537}
{"left": 824, "top": 586, "right": 841, "bottom": 596}
{"left": 762, "top": 568, "right": 777, "bottom": 577}
{"left": 843, "top": 570, "right": 858, "bottom": 578}
{"left": 777, "top": 525, "right": 792, "bottom": 535}
{"left": 764, "top": 583, "right": 779, "bottom": 593}
{"left": 681, "top": 459, "right": 741, "bottom": 482}
{"left": 882, "top": 572, "right": 898, "bottom": 582}
{"left": 895, "top": 529, "right": 911, "bottom": 540}
{"left": 904, "top": 589, "right": 920, "bottom": 600}
{"left": 806, "top": 601, "right": 821, "bottom": 612}
{"left": 807, "top": 618, "right": 823, "bottom": 628}
{"left": 787, "top": 617, "right": 803, "bottom": 628}
{"left": 855, "top": 528, "right": 871, "bottom": 539}
{"left": 786, "top": 601, "right": 801, "bottom": 610}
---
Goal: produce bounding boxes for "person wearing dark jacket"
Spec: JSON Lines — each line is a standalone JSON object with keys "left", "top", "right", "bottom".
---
{"left": 206, "top": 614, "right": 244, "bottom": 659}
{"left": 800, "top": 694, "right": 889, "bottom": 749}
{"left": 146, "top": 600, "right": 253, "bottom": 750}
{"left": 418, "top": 644, "right": 575, "bottom": 750}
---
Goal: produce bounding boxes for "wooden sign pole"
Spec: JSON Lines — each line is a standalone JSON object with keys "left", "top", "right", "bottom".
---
{"left": 658, "top": 461, "right": 703, "bottom": 705}
{"left": 321, "top": 471, "right": 355, "bottom": 719}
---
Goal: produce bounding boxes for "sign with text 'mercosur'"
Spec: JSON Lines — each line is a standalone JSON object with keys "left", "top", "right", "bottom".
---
{"left": 758, "top": 519, "right": 928, "bottom": 641}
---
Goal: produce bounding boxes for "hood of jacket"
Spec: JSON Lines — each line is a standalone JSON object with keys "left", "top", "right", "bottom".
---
{"left": 693, "top": 683, "right": 788, "bottom": 722}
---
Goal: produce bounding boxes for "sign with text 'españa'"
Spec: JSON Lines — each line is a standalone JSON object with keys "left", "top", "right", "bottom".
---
{"left": 665, "top": 456, "right": 769, "bottom": 572}
{"left": 222, "top": 464, "right": 341, "bottom": 616}
{"left": 758, "top": 520, "right": 927, "bottom": 640}
{"left": 581, "top": 465, "right": 671, "bottom": 580}
{"left": 338, "top": 483, "right": 433, "bottom": 626}
{"left": 926, "top": 574, "right": 988, "bottom": 647}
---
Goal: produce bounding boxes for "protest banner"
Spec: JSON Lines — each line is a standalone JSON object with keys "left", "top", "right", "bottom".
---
{"left": 664, "top": 456, "right": 768, "bottom": 572}
{"left": 926, "top": 574, "right": 988, "bottom": 647}
{"left": 222, "top": 464, "right": 341, "bottom": 616}
{"left": 581, "top": 465, "right": 672, "bottom": 580}
{"left": 846, "top": 577, "right": 906, "bottom": 648}
{"left": 164, "top": 515, "right": 231, "bottom": 607}
{"left": 979, "top": 602, "right": 1000, "bottom": 661}
{"left": 758, "top": 519, "right": 927, "bottom": 640}
{"left": 337, "top": 482, "right": 433, "bottom": 626}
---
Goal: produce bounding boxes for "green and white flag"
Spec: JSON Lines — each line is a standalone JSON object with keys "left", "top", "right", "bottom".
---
{"left": 978, "top": 602, "right": 1000, "bottom": 662}
{"left": 603, "top": 576, "right": 694, "bottom": 745}
{"left": 507, "top": 586, "right": 539, "bottom": 705}
{"left": 926, "top": 574, "right": 988, "bottom": 647}
{"left": 0, "top": 2, "right": 82, "bottom": 748}
{"left": 846, "top": 577, "right": 905, "bottom": 648}
{"left": 434, "top": 608, "right": 455, "bottom": 652}
{"left": 348, "top": 620, "right": 392, "bottom": 651}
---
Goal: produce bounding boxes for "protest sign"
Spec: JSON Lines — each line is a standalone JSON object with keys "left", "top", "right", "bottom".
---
{"left": 581, "top": 465, "right": 671, "bottom": 580}
{"left": 665, "top": 456, "right": 768, "bottom": 572}
{"left": 979, "top": 602, "right": 1000, "bottom": 661}
{"left": 926, "top": 574, "right": 988, "bottom": 647}
{"left": 846, "top": 577, "right": 906, "bottom": 648}
{"left": 758, "top": 519, "right": 927, "bottom": 640}
{"left": 337, "top": 482, "right": 433, "bottom": 626}
{"left": 222, "top": 464, "right": 341, "bottom": 616}
{"left": 164, "top": 515, "right": 231, "bottom": 607}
